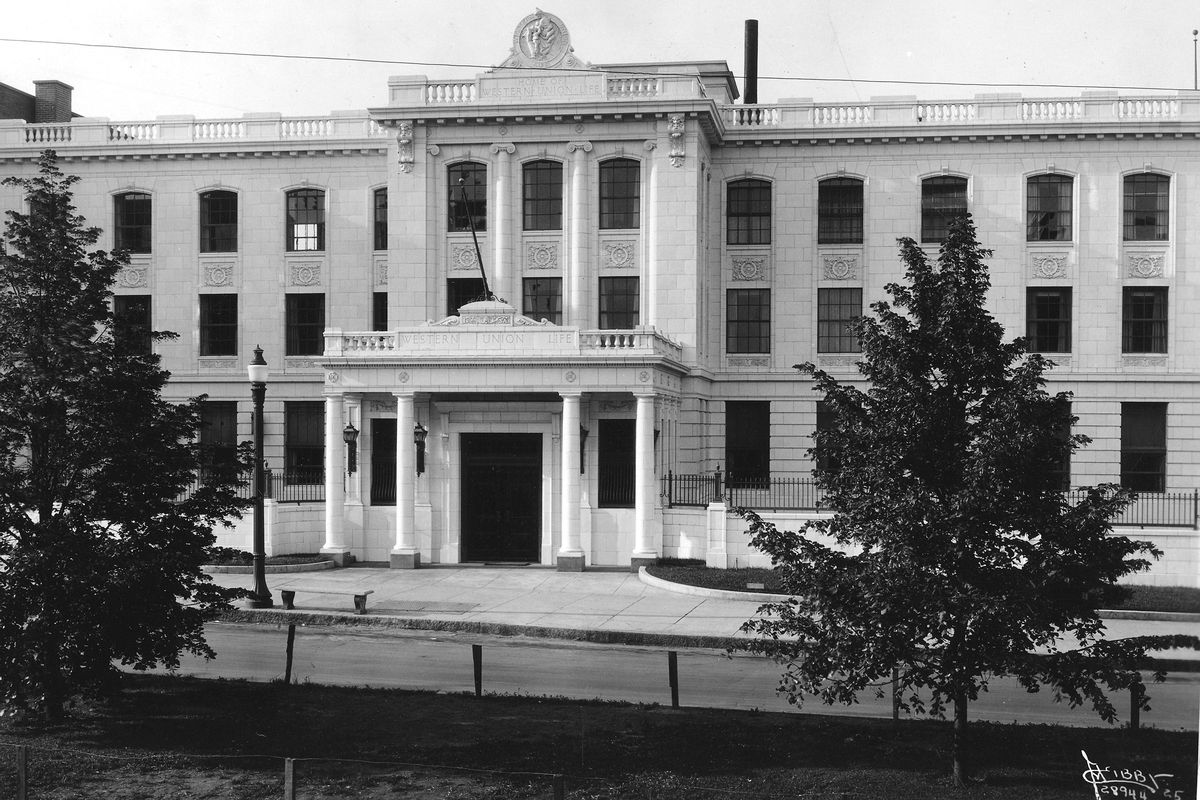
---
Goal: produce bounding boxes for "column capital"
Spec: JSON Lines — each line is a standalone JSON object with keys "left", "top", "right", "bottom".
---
{"left": 567, "top": 140, "right": 593, "bottom": 154}
{"left": 323, "top": 387, "right": 345, "bottom": 398}
{"left": 344, "top": 392, "right": 364, "bottom": 403}
{"left": 392, "top": 390, "right": 417, "bottom": 400}
{"left": 559, "top": 390, "right": 585, "bottom": 400}
{"left": 490, "top": 142, "right": 516, "bottom": 155}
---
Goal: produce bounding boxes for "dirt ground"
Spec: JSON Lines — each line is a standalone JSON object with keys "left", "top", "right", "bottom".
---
{"left": 0, "top": 674, "right": 1193, "bottom": 799}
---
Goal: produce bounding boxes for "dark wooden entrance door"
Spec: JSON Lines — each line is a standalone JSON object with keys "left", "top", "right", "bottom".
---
{"left": 460, "top": 433, "right": 542, "bottom": 562}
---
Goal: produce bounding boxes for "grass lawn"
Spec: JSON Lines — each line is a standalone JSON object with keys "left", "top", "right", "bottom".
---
{"left": 647, "top": 561, "right": 1200, "bottom": 613}
{"left": 0, "top": 674, "right": 1192, "bottom": 799}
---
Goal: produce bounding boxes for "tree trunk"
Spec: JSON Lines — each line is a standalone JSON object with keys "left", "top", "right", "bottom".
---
{"left": 951, "top": 692, "right": 969, "bottom": 788}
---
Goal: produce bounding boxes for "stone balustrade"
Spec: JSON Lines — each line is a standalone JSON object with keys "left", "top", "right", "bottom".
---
{"left": 718, "top": 92, "right": 1200, "bottom": 132}
{"left": 324, "top": 326, "right": 683, "bottom": 362}
{"left": 0, "top": 112, "right": 390, "bottom": 149}
{"left": 5, "top": 89, "right": 1194, "bottom": 154}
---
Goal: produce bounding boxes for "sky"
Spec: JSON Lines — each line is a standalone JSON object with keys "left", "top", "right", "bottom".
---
{"left": 1, "top": 1, "right": 1198, "bottom": 120}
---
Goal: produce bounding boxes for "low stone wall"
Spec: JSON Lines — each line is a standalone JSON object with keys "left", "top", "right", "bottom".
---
{"left": 666, "top": 504, "right": 1199, "bottom": 587}
{"left": 210, "top": 500, "right": 324, "bottom": 556}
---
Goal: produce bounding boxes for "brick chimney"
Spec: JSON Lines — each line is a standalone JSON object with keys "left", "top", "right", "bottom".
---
{"left": 33, "top": 80, "right": 73, "bottom": 123}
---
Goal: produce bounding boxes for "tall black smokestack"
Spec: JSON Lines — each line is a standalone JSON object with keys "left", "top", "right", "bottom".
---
{"left": 744, "top": 19, "right": 759, "bottom": 105}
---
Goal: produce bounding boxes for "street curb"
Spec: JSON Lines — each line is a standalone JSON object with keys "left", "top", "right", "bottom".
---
{"left": 1096, "top": 609, "right": 1200, "bottom": 622}
{"left": 218, "top": 608, "right": 743, "bottom": 651}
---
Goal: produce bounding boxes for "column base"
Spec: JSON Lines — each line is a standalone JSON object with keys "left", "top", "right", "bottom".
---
{"left": 246, "top": 594, "right": 274, "bottom": 609}
{"left": 320, "top": 548, "right": 353, "bottom": 567}
{"left": 389, "top": 550, "right": 421, "bottom": 569}
{"left": 630, "top": 555, "right": 658, "bottom": 573}
{"left": 556, "top": 554, "right": 586, "bottom": 572}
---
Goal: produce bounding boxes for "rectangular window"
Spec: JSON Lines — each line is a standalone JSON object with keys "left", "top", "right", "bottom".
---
{"left": 1026, "top": 288, "right": 1072, "bottom": 353}
{"left": 285, "top": 401, "right": 325, "bottom": 485}
{"left": 1048, "top": 400, "right": 1072, "bottom": 492}
{"left": 921, "top": 176, "right": 968, "bottom": 243}
{"left": 1121, "top": 402, "right": 1166, "bottom": 492}
{"left": 522, "top": 277, "right": 562, "bottom": 325}
{"left": 113, "top": 192, "right": 152, "bottom": 253}
{"left": 449, "top": 162, "right": 487, "bottom": 232}
{"left": 373, "top": 188, "right": 388, "bottom": 250}
{"left": 447, "top": 278, "right": 486, "bottom": 316}
{"left": 285, "top": 293, "right": 325, "bottom": 356}
{"left": 113, "top": 295, "right": 152, "bottom": 355}
{"left": 815, "top": 400, "right": 839, "bottom": 475}
{"left": 725, "top": 401, "right": 770, "bottom": 488}
{"left": 199, "top": 401, "right": 239, "bottom": 479}
{"left": 817, "top": 178, "right": 863, "bottom": 244}
{"left": 1026, "top": 174, "right": 1073, "bottom": 241}
{"left": 199, "top": 294, "right": 238, "bottom": 357}
{"left": 817, "top": 288, "right": 862, "bottom": 353}
{"left": 726, "top": 179, "right": 771, "bottom": 245}
{"left": 597, "top": 419, "right": 635, "bottom": 508}
{"left": 522, "top": 160, "right": 563, "bottom": 231}
{"left": 286, "top": 189, "right": 325, "bottom": 251}
{"left": 372, "top": 291, "right": 388, "bottom": 332}
{"left": 1123, "top": 173, "right": 1169, "bottom": 241}
{"left": 1122, "top": 287, "right": 1167, "bottom": 353}
{"left": 598, "top": 276, "right": 639, "bottom": 329}
{"left": 370, "top": 418, "right": 397, "bottom": 505}
{"left": 726, "top": 288, "right": 771, "bottom": 354}
{"left": 200, "top": 190, "right": 237, "bottom": 253}
{"left": 599, "top": 158, "right": 640, "bottom": 229}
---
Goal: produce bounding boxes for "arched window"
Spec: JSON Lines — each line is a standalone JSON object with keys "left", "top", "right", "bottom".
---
{"left": 1026, "top": 174, "right": 1073, "bottom": 241}
{"left": 199, "top": 190, "right": 237, "bottom": 253}
{"left": 113, "top": 192, "right": 152, "bottom": 253}
{"left": 1123, "top": 173, "right": 1170, "bottom": 241}
{"left": 726, "top": 179, "right": 771, "bottom": 245}
{"left": 817, "top": 178, "right": 863, "bottom": 244}
{"left": 920, "top": 176, "right": 968, "bottom": 243}
{"left": 599, "top": 158, "right": 640, "bottom": 229}
{"left": 286, "top": 188, "right": 325, "bottom": 251}
{"left": 522, "top": 160, "right": 563, "bottom": 231}
{"left": 448, "top": 162, "right": 487, "bottom": 232}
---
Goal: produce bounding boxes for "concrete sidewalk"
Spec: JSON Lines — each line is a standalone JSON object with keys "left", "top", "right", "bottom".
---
{"left": 208, "top": 564, "right": 1200, "bottom": 660}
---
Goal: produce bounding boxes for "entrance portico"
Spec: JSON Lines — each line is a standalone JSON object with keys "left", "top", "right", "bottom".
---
{"left": 320, "top": 300, "right": 684, "bottom": 570}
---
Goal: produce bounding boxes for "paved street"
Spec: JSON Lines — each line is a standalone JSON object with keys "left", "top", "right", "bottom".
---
{"left": 152, "top": 621, "right": 1200, "bottom": 730}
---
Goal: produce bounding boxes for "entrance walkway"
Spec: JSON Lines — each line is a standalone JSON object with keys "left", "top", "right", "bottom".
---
{"left": 208, "top": 565, "right": 1200, "bottom": 659}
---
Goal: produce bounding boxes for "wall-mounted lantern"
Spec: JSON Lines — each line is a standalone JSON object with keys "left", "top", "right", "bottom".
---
{"left": 414, "top": 423, "right": 428, "bottom": 475}
{"left": 342, "top": 422, "right": 359, "bottom": 474}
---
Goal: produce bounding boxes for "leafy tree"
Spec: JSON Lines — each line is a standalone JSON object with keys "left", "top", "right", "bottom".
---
{"left": 739, "top": 216, "right": 1198, "bottom": 787}
{"left": 0, "top": 151, "right": 248, "bottom": 719}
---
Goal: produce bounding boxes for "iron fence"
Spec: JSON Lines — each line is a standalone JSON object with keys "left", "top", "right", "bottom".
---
{"left": 177, "top": 468, "right": 325, "bottom": 504}
{"left": 664, "top": 471, "right": 1199, "bottom": 528}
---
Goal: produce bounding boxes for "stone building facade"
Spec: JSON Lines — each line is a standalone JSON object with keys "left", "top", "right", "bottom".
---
{"left": 1, "top": 11, "right": 1197, "bottom": 581}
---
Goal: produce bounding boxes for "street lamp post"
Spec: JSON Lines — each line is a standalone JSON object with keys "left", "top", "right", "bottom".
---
{"left": 247, "top": 345, "right": 273, "bottom": 608}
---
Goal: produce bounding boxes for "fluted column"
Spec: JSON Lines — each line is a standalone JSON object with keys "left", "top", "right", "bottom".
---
{"left": 491, "top": 143, "right": 515, "bottom": 304}
{"left": 321, "top": 392, "right": 348, "bottom": 558}
{"left": 391, "top": 392, "right": 420, "bottom": 568}
{"left": 558, "top": 392, "right": 585, "bottom": 571}
{"left": 567, "top": 141, "right": 592, "bottom": 327}
{"left": 631, "top": 392, "right": 658, "bottom": 570}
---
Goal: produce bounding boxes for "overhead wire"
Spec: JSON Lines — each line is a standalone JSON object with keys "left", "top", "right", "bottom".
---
{"left": 0, "top": 36, "right": 1193, "bottom": 95}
